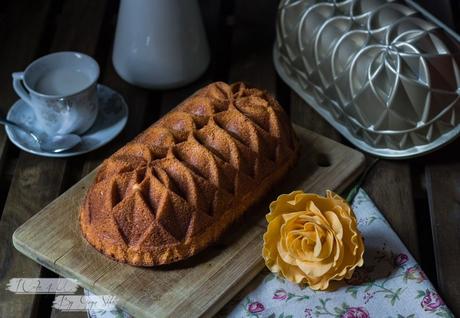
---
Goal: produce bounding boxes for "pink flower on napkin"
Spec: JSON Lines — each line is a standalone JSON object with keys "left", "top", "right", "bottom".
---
{"left": 394, "top": 253, "right": 408, "bottom": 266}
{"left": 341, "top": 307, "right": 369, "bottom": 318}
{"left": 273, "top": 289, "right": 287, "bottom": 300}
{"left": 421, "top": 290, "right": 444, "bottom": 312}
{"left": 248, "top": 301, "right": 265, "bottom": 314}
{"left": 405, "top": 265, "right": 426, "bottom": 283}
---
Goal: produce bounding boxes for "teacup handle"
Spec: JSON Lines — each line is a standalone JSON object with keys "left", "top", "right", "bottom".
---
{"left": 12, "top": 72, "right": 33, "bottom": 105}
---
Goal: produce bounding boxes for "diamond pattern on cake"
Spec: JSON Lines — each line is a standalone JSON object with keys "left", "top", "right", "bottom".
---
{"left": 80, "top": 82, "right": 297, "bottom": 265}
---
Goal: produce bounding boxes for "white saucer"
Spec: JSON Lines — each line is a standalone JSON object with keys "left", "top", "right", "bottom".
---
{"left": 5, "top": 84, "right": 128, "bottom": 158}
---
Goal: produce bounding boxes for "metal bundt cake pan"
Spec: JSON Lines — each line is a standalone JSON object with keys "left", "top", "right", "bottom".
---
{"left": 274, "top": 0, "right": 460, "bottom": 158}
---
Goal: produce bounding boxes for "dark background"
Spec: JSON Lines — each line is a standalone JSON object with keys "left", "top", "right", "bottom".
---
{"left": 0, "top": 0, "right": 459, "bottom": 317}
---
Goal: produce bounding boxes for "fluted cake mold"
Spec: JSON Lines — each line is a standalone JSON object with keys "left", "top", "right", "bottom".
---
{"left": 80, "top": 82, "right": 298, "bottom": 266}
{"left": 275, "top": 0, "right": 460, "bottom": 158}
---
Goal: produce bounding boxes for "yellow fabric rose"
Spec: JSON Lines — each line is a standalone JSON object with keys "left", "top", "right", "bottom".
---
{"left": 262, "top": 190, "right": 364, "bottom": 290}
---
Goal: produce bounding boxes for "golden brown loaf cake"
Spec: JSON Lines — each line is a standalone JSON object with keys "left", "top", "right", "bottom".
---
{"left": 80, "top": 82, "right": 298, "bottom": 266}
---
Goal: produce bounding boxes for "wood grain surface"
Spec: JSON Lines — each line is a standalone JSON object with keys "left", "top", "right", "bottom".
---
{"left": 362, "top": 161, "right": 421, "bottom": 261}
{"left": 12, "top": 125, "right": 365, "bottom": 318}
{"left": 1, "top": 0, "right": 459, "bottom": 317}
{"left": 425, "top": 163, "right": 460, "bottom": 315}
{"left": 291, "top": 92, "right": 342, "bottom": 142}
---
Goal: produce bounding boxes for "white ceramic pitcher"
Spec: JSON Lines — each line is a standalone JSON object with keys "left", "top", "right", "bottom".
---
{"left": 112, "top": 0, "right": 210, "bottom": 89}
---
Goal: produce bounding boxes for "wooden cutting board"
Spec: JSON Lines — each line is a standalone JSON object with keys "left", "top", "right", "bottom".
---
{"left": 13, "top": 125, "right": 365, "bottom": 318}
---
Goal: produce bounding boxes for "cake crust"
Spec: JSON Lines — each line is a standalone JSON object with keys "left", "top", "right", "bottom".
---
{"left": 79, "top": 82, "right": 298, "bottom": 266}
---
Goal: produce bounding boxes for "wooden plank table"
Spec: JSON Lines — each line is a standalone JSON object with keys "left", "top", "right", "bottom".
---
{"left": 0, "top": 0, "right": 459, "bottom": 317}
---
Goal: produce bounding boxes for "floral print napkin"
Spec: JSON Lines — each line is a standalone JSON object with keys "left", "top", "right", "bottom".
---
{"left": 85, "top": 189, "right": 453, "bottom": 318}
{"left": 226, "top": 189, "right": 453, "bottom": 318}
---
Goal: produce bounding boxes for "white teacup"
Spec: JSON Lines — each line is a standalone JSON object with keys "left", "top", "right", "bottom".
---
{"left": 12, "top": 51, "right": 99, "bottom": 135}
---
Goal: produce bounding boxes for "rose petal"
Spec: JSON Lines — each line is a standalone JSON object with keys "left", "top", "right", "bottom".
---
{"left": 277, "top": 255, "right": 307, "bottom": 284}
{"left": 311, "top": 230, "right": 334, "bottom": 261}
{"left": 324, "top": 211, "right": 343, "bottom": 239}
{"left": 313, "top": 226, "right": 323, "bottom": 257}
{"left": 306, "top": 201, "right": 330, "bottom": 225}
{"left": 297, "top": 257, "right": 333, "bottom": 277}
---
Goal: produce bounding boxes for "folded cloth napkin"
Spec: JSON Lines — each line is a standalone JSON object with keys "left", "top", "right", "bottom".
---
{"left": 85, "top": 189, "right": 453, "bottom": 318}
